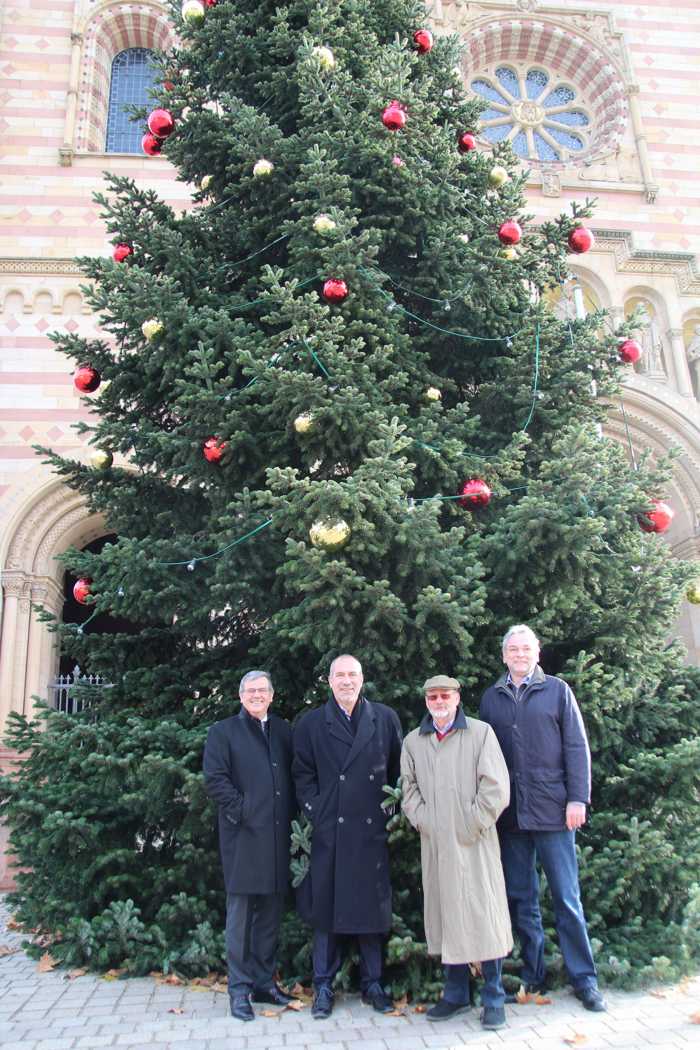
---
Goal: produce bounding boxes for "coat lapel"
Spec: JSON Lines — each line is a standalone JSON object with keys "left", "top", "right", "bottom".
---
{"left": 324, "top": 699, "right": 353, "bottom": 754}
{"left": 342, "top": 700, "right": 376, "bottom": 771}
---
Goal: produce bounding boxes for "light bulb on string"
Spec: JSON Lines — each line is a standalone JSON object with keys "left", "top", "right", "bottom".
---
{"left": 187, "top": 560, "right": 196, "bottom": 572}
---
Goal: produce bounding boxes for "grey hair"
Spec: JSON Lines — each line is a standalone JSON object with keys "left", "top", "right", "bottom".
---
{"left": 329, "top": 654, "right": 363, "bottom": 676}
{"left": 239, "top": 669, "right": 273, "bottom": 694}
{"left": 502, "top": 624, "right": 540, "bottom": 653}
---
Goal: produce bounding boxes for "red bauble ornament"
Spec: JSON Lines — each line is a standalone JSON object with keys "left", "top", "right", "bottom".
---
{"left": 73, "top": 364, "right": 101, "bottom": 393}
{"left": 619, "top": 338, "right": 642, "bottom": 364}
{"left": 203, "top": 437, "right": 227, "bottom": 463}
{"left": 204, "top": 0, "right": 217, "bottom": 5}
{"left": 413, "top": 29, "right": 434, "bottom": 54}
{"left": 142, "top": 132, "right": 163, "bottom": 156}
{"left": 498, "top": 220, "right": 522, "bottom": 246}
{"left": 458, "top": 131, "right": 477, "bottom": 153}
{"left": 322, "top": 278, "right": 348, "bottom": 304}
{"left": 638, "top": 499, "right": 674, "bottom": 534}
{"left": 112, "top": 243, "right": 133, "bottom": 263}
{"left": 73, "top": 577, "right": 92, "bottom": 605}
{"left": 147, "top": 108, "right": 175, "bottom": 138}
{"left": 382, "top": 101, "right": 407, "bottom": 131}
{"left": 458, "top": 478, "right": 492, "bottom": 510}
{"left": 568, "top": 226, "right": 595, "bottom": 254}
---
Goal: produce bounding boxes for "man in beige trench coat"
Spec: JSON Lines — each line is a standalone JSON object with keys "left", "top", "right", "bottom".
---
{"left": 401, "top": 674, "right": 513, "bottom": 1031}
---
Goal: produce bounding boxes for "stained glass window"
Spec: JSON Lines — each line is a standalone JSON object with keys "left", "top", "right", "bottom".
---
{"left": 471, "top": 65, "right": 591, "bottom": 163}
{"left": 105, "top": 48, "right": 158, "bottom": 154}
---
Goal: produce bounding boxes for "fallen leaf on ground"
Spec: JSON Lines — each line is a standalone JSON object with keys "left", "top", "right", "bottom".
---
{"left": 564, "top": 1034, "right": 588, "bottom": 1046}
{"left": 0, "top": 945, "right": 20, "bottom": 957}
{"left": 168, "top": 1007, "right": 185, "bottom": 1014}
{"left": 385, "top": 1008, "right": 407, "bottom": 1017}
{"left": 66, "top": 968, "right": 87, "bottom": 979}
{"left": 394, "top": 994, "right": 408, "bottom": 1008}
{"left": 689, "top": 1010, "right": 700, "bottom": 1024}
{"left": 6, "top": 918, "right": 23, "bottom": 931}
{"left": 516, "top": 987, "right": 532, "bottom": 1004}
{"left": 535, "top": 994, "right": 553, "bottom": 1005}
{"left": 102, "top": 968, "right": 126, "bottom": 980}
{"left": 677, "top": 976, "right": 691, "bottom": 995}
{"left": 650, "top": 989, "right": 667, "bottom": 999}
{"left": 285, "top": 999, "right": 306, "bottom": 1011}
{"left": 37, "top": 952, "right": 56, "bottom": 972}
{"left": 413, "top": 1004, "right": 428, "bottom": 1013}
{"left": 211, "top": 982, "right": 228, "bottom": 994}
{"left": 163, "top": 973, "right": 182, "bottom": 985}
{"left": 259, "top": 1008, "right": 283, "bottom": 1018}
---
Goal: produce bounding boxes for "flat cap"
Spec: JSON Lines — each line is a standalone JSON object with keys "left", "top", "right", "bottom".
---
{"left": 423, "top": 674, "right": 460, "bottom": 691}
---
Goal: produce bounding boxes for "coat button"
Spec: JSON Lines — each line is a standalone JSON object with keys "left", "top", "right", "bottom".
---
{"left": 366, "top": 817, "right": 372, "bottom": 824}
{"left": 272, "top": 762, "right": 278, "bottom": 767}
{"left": 369, "top": 774, "right": 374, "bottom": 781}
{"left": 338, "top": 817, "right": 344, "bottom": 824}
{"left": 339, "top": 774, "right": 345, "bottom": 781}
{"left": 305, "top": 803, "right": 312, "bottom": 809}
{"left": 276, "top": 791, "right": 281, "bottom": 796}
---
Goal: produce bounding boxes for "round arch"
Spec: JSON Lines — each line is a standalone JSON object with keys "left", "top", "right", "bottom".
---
{"left": 0, "top": 479, "right": 106, "bottom": 727}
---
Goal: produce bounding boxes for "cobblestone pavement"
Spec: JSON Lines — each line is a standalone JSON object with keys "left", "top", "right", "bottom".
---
{"left": 1, "top": 899, "right": 698, "bottom": 1050}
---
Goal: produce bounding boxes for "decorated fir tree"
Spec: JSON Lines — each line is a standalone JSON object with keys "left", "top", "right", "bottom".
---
{"left": 2, "top": 0, "right": 699, "bottom": 993}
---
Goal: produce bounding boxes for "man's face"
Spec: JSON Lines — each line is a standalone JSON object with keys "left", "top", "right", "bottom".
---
{"left": 329, "top": 656, "right": 363, "bottom": 707}
{"left": 425, "top": 688, "right": 460, "bottom": 724}
{"left": 239, "top": 675, "right": 274, "bottom": 720}
{"left": 503, "top": 632, "right": 540, "bottom": 679}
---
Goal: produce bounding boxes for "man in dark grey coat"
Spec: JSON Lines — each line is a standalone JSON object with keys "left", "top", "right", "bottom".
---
{"left": 479, "top": 625, "right": 606, "bottom": 1013}
{"left": 292, "top": 654, "right": 403, "bottom": 1019}
{"left": 203, "top": 670, "right": 295, "bottom": 1021}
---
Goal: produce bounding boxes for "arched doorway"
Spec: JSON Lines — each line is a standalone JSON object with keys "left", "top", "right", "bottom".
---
{"left": 0, "top": 479, "right": 106, "bottom": 729}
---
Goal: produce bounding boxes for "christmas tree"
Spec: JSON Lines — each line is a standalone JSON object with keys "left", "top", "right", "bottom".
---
{"left": 2, "top": 0, "right": 699, "bottom": 994}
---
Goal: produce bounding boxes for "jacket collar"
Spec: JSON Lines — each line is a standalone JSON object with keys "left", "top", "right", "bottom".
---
{"left": 418, "top": 705, "right": 468, "bottom": 735}
{"left": 323, "top": 696, "right": 376, "bottom": 770}
{"left": 495, "top": 663, "right": 545, "bottom": 693}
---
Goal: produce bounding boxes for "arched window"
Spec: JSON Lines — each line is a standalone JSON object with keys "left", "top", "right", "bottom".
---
{"left": 105, "top": 48, "right": 158, "bottom": 154}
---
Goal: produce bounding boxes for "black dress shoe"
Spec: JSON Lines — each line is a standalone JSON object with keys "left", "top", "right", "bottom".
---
{"left": 574, "top": 986, "right": 607, "bottom": 1012}
{"left": 505, "top": 982, "right": 547, "bottom": 1003}
{"left": 362, "top": 980, "right": 394, "bottom": 1013}
{"left": 231, "top": 994, "right": 255, "bottom": 1021}
{"left": 252, "top": 984, "right": 294, "bottom": 1005}
{"left": 311, "top": 984, "right": 334, "bottom": 1018}
{"left": 426, "top": 998, "right": 471, "bottom": 1021}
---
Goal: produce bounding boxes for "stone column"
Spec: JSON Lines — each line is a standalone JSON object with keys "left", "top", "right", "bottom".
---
{"left": 25, "top": 578, "right": 63, "bottom": 716}
{"left": 667, "top": 327, "right": 694, "bottom": 398}
{"left": 0, "top": 574, "right": 24, "bottom": 731}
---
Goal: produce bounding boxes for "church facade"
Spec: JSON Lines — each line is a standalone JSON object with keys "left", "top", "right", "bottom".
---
{"left": 1, "top": 0, "right": 699, "bottom": 786}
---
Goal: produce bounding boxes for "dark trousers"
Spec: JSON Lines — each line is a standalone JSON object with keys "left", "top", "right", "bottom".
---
{"left": 226, "top": 892, "right": 285, "bottom": 999}
{"left": 312, "top": 930, "right": 383, "bottom": 992}
{"left": 444, "top": 959, "right": 505, "bottom": 1008}
{"left": 500, "top": 830, "right": 598, "bottom": 992}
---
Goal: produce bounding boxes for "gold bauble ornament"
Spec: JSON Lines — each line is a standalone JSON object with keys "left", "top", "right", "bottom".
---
{"left": 500, "top": 247, "right": 518, "bottom": 261}
{"left": 488, "top": 165, "right": 509, "bottom": 188}
{"left": 200, "top": 174, "right": 213, "bottom": 192}
{"left": 253, "top": 158, "right": 274, "bottom": 177}
{"left": 141, "top": 318, "right": 163, "bottom": 341}
{"left": 294, "top": 412, "right": 315, "bottom": 434}
{"left": 90, "top": 449, "right": 113, "bottom": 470}
{"left": 687, "top": 581, "right": 700, "bottom": 605}
{"left": 425, "top": 387, "right": 442, "bottom": 402}
{"left": 309, "top": 518, "right": 351, "bottom": 551}
{"left": 313, "top": 213, "right": 337, "bottom": 235}
{"left": 312, "top": 45, "right": 336, "bottom": 70}
{"left": 181, "top": 0, "right": 205, "bottom": 25}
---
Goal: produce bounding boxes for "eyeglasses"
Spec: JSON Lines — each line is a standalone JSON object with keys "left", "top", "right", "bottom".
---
{"left": 242, "top": 688, "right": 271, "bottom": 695}
{"left": 426, "top": 691, "right": 457, "bottom": 701}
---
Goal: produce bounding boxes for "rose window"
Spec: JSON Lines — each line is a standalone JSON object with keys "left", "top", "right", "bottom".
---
{"left": 471, "top": 66, "right": 591, "bottom": 162}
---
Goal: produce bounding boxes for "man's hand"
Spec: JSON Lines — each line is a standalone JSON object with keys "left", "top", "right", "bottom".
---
{"left": 566, "top": 802, "right": 586, "bottom": 830}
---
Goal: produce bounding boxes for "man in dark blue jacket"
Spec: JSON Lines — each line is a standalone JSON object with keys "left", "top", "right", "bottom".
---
{"left": 479, "top": 625, "right": 606, "bottom": 1013}
{"left": 203, "top": 670, "right": 295, "bottom": 1021}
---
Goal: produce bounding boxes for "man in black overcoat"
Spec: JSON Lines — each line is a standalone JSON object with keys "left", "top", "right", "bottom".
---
{"left": 203, "top": 670, "right": 295, "bottom": 1021}
{"left": 292, "top": 654, "right": 403, "bottom": 1019}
